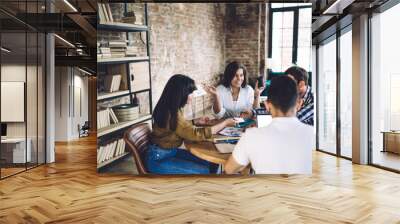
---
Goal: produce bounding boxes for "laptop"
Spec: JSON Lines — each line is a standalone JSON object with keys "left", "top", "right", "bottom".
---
{"left": 255, "top": 109, "right": 272, "bottom": 128}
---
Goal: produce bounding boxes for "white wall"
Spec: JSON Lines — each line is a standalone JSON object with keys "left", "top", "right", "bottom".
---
{"left": 1, "top": 63, "right": 46, "bottom": 164}
{"left": 55, "top": 67, "right": 89, "bottom": 141}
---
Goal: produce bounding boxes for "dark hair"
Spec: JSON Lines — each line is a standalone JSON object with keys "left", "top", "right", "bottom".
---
{"left": 267, "top": 76, "right": 298, "bottom": 114}
{"left": 153, "top": 74, "right": 197, "bottom": 131}
{"left": 221, "top": 61, "right": 248, "bottom": 88}
{"left": 284, "top": 66, "right": 308, "bottom": 85}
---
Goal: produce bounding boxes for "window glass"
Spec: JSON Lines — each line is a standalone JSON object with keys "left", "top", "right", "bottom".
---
{"left": 339, "top": 29, "right": 352, "bottom": 158}
{"left": 317, "top": 37, "right": 337, "bottom": 155}
{"left": 371, "top": 4, "right": 400, "bottom": 171}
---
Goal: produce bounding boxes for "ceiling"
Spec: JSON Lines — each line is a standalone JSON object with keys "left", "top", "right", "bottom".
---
{"left": 311, "top": 0, "right": 390, "bottom": 43}
{"left": 0, "top": 0, "right": 96, "bottom": 72}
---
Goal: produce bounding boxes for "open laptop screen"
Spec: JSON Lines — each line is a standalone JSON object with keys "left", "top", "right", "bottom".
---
{"left": 255, "top": 109, "right": 272, "bottom": 128}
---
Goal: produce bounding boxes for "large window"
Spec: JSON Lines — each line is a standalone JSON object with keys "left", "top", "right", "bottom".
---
{"left": 370, "top": 3, "right": 400, "bottom": 171}
{"left": 340, "top": 28, "right": 352, "bottom": 158}
{"left": 317, "top": 36, "right": 337, "bottom": 155}
{"left": 268, "top": 4, "right": 312, "bottom": 72}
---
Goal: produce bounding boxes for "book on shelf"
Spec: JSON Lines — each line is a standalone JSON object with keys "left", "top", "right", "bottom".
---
{"left": 99, "top": 47, "right": 111, "bottom": 58}
{"left": 103, "top": 74, "right": 122, "bottom": 93}
{"left": 109, "top": 41, "right": 127, "bottom": 48}
{"left": 97, "top": 109, "right": 111, "bottom": 129}
{"left": 125, "top": 46, "right": 137, "bottom": 56}
{"left": 98, "top": 3, "right": 114, "bottom": 24}
{"left": 97, "top": 107, "right": 123, "bottom": 129}
{"left": 105, "top": 64, "right": 128, "bottom": 91}
{"left": 98, "top": 3, "right": 106, "bottom": 24}
{"left": 106, "top": 4, "right": 113, "bottom": 23}
{"left": 97, "top": 138, "right": 127, "bottom": 164}
{"left": 109, "top": 41, "right": 128, "bottom": 58}
{"left": 109, "top": 108, "right": 119, "bottom": 124}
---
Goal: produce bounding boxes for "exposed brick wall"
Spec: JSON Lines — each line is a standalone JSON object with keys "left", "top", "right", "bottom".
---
{"left": 147, "top": 3, "right": 226, "bottom": 114}
{"left": 101, "top": 3, "right": 266, "bottom": 117}
{"left": 225, "top": 3, "right": 264, "bottom": 78}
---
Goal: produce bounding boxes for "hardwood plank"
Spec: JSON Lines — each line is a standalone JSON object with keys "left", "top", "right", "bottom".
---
{"left": 0, "top": 135, "right": 399, "bottom": 223}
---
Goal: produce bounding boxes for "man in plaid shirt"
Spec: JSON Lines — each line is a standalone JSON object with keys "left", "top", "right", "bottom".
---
{"left": 285, "top": 66, "right": 314, "bottom": 126}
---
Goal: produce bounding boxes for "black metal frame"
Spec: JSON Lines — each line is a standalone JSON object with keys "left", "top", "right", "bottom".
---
{"left": 268, "top": 4, "right": 312, "bottom": 69}
{"left": 97, "top": 3, "right": 153, "bottom": 170}
{"left": 315, "top": 23, "right": 352, "bottom": 161}
{"left": 0, "top": 0, "right": 47, "bottom": 180}
{"left": 367, "top": 0, "right": 400, "bottom": 172}
{"left": 315, "top": 0, "right": 400, "bottom": 173}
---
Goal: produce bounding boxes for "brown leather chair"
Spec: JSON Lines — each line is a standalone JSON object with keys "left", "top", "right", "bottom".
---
{"left": 124, "top": 123, "right": 151, "bottom": 174}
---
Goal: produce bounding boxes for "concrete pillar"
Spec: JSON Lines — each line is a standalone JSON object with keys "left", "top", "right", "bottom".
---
{"left": 352, "top": 14, "right": 369, "bottom": 164}
{"left": 46, "top": 32, "right": 55, "bottom": 163}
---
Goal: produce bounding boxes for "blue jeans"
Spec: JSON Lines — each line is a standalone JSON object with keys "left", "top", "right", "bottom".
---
{"left": 145, "top": 144, "right": 218, "bottom": 174}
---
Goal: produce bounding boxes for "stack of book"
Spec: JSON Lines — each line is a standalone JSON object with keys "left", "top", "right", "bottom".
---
{"left": 103, "top": 74, "right": 122, "bottom": 93}
{"left": 97, "top": 108, "right": 119, "bottom": 129}
{"left": 97, "top": 138, "right": 127, "bottom": 164}
{"left": 97, "top": 109, "right": 110, "bottom": 129}
{"left": 125, "top": 46, "right": 137, "bottom": 56}
{"left": 99, "top": 47, "right": 111, "bottom": 59}
{"left": 109, "top": 41, "right": 127, "bottom": 58}
{"left": 98, "top": 3, "right": 114, "bottom": 24}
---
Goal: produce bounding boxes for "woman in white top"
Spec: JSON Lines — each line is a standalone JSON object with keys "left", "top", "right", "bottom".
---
{"left": 205, "top": 61, "right": 264, "bottom": 119}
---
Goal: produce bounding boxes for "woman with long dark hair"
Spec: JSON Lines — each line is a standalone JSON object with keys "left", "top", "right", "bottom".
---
{"left": 204, "top": 61, "right": 264, "bottom": 119}
{"left": 148, "top": 74, "right": 235, "bottom": 174}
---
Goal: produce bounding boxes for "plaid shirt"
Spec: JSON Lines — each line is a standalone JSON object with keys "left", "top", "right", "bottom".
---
{"left": 297, "top": 86, "right": 314, "bottom": 126}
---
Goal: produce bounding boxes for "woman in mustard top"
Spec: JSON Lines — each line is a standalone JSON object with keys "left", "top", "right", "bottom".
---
{"left": 147, "top": 74, "right": 235, "bottom": 174}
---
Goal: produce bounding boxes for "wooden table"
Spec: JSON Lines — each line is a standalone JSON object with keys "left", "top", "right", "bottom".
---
{"left": 185, "top": 141, "right": 230, "bottom": 165}
{"left": 382, "top": 131, "right": 400, "bottom": 154}
{"left": 185, "top": 140, "right": 251, "bottom": 175}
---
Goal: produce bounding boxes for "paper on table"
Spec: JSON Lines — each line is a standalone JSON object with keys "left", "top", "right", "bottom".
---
{"left": 218, "top": 127, "right": 243, "bottom": 137}
{"left": 215, "top": 143, "right": 235, "bottom": 154}
{"left": 233, "top": 117, "right": 244, "bottom": 123}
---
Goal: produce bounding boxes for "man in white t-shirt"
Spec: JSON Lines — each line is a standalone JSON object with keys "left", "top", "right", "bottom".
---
{"left": 225, "top": 76, "right": 314, "bottom": 174}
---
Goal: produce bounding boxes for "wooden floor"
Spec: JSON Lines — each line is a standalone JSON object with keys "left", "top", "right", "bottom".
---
{"left": 1, "top": 136, "right": 400, "bottom": 223}
{"left": 373, "top": 150, "right": 400, "bottom": 171}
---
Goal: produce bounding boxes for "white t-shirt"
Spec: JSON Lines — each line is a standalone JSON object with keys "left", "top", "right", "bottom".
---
{"left": 213, "top": 85, "right": 254, "bottom": 119}
{"left": 232, "top": 117, "right": 314, "bottom": 174}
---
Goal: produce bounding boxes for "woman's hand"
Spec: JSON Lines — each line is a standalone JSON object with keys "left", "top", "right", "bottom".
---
{"left": 240, "top": 109, "right": 253, "bottom": 119}
{"left": 224, "top": 118, "right": 236, "bottom": 127}
{"left": 254, "top": 80, "right": 265, "bottom": 97}
{"left": 203, "top": 84, "right": 218, "bottom": 97}
{"left": 193, "top": 116, "right": 211, "bottom": 126}
{"left": 211, "top": 118, "right": 236, "bottom": 134}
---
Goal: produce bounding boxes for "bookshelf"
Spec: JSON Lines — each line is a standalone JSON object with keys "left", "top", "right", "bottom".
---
{"left": 97, "top": 3, "right": 152, "bottom": 170}
{"left": 97, "top": 22, "right": 148, "bottom": 32}
{"left": 97, "top": 90, "right": 130, "bottom": 101}
{"left": 98, "top": 56, "right": 149, "bottom": 64}
{"left": 97, "top": 152, "right": 130, "bottom": 169}
{"left": 97, "top": 114, "right": 152, "bottom": 138}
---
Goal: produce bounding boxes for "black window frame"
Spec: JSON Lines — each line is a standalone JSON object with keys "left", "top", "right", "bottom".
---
{"left": 268, "top": 4, "right": 312, "bottom": 70}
